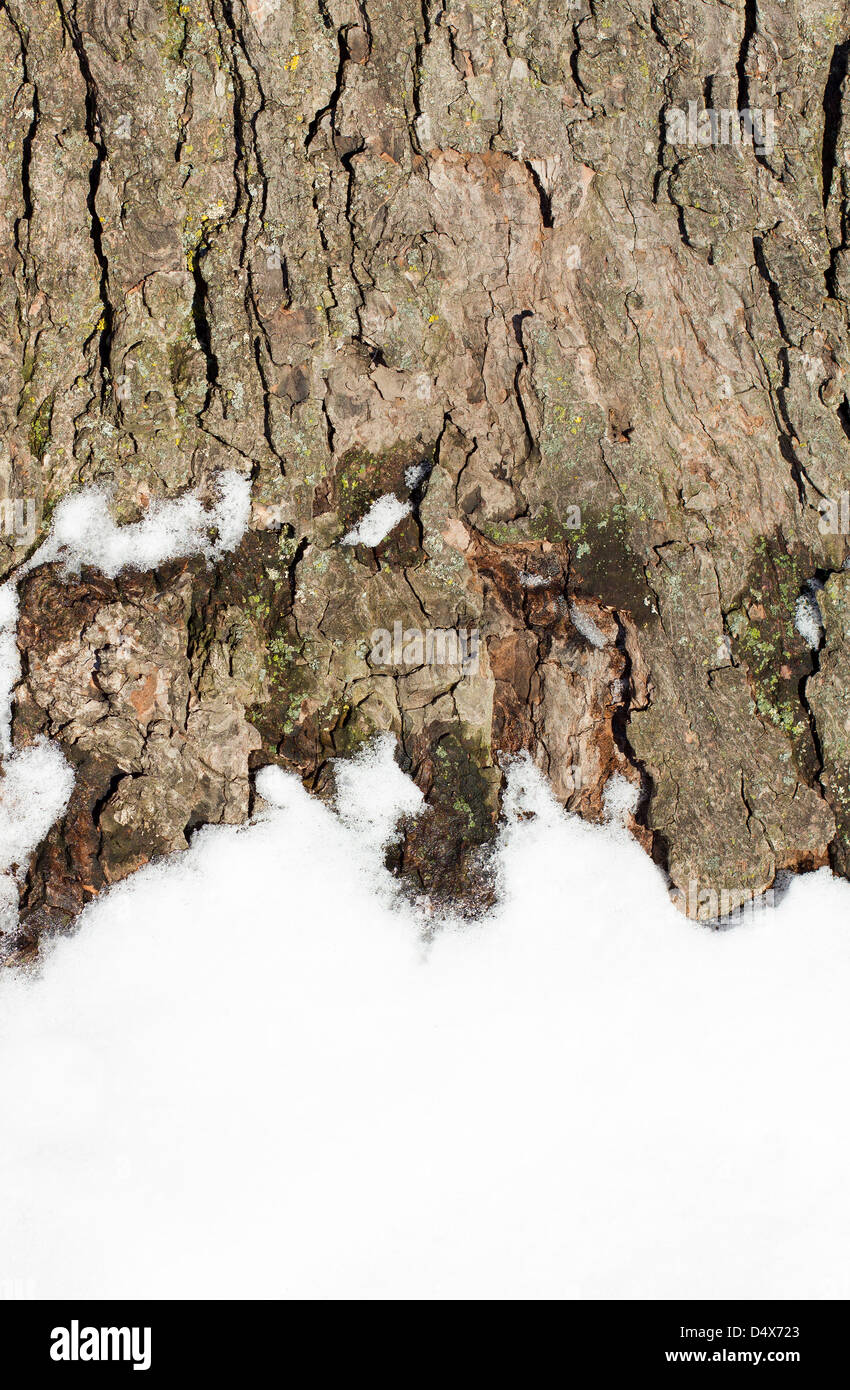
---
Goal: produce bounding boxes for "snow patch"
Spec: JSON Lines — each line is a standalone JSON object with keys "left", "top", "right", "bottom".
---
{"left": 0, "top": 739, "right": 75, "bottom": 935}
{"left": 0, "top": 583, "right": 21, "bottom": 755}
{"left": 404, "top": 460, "right": 431, "bottom": 491}
{"left": 22, "top": 470, "right": 251, "bottom": 580}
{"left": 0, "top": 740, "right": 75, "bottom": 873}
{"left": 570, "top": 602, "right": 608, "bottom": 648}
{"left": 341, "top": 494, "right": 412, "bottom": 547}
{"left": 332, "top": 734, "right": 424, "bottom": 855}
{"left": 603, "top": 772, "right": 640, "bottom": 825}
{"left": 795, "top": 582, "right": 824, "bottom": 650}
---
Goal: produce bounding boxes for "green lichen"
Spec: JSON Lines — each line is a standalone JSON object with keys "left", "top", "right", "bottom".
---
{"left": 29, "top": 395, "right": 53, "bottom": 461}
{"left": 727, "top": 536, "right": 815, "bottom": 766}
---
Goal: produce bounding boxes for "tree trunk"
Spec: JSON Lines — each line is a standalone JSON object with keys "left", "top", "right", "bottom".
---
{"left": 2, "top": 0, "right": 850, "bottom": 951}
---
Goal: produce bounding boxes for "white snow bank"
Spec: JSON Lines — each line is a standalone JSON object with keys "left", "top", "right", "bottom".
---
{"left": 1, "top": 743, "right": 850, "bottom": 1299}
{"left": 341, "top": 493, "right": 411, "bottom": 547}
{"left": 22, "top": 470, "right": 251, "bottom": 579}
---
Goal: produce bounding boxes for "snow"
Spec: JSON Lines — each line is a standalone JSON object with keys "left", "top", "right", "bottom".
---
{"left": 21, "top": 470, "right": 251, "bottom": 580}
{"left": 341, "top": 494, "right": 412, "bottom": 547}
{"left": 569, "top": 602, "right": 608, "bottom": 648}
{"left": 326, "top": 734, "right": 423, "bottom": 855}
{"left": 1, "top": 741, "right": 849, "bottom": 1299}
{"left": 795, "top": 582, "right": 824, "bottom": 650}
{"left": 404, "top": 461, "right": 431, "bottom": 491}
{"left": 0, "top": 741, "right": 75, "bottom": 935}
{"left": 602, "top": 771, "right": 640, "bottom": 824}
{"left": 0, "top": 741, "right": 75, "bottom": 874}
{"left": 0, "top": 586, "right": 75, "bottom": 939}
{"left": 0, "top": 583, "right": 20, "bottom": 755}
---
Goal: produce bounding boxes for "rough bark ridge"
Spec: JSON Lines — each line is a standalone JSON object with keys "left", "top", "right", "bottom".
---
{"left": 2, "top": 0, "right": 850, "bottom": 948}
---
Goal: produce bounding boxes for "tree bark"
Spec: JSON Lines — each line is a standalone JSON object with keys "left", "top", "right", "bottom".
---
{"left": 2, "top": 0, "right": 850, "bottom": 950}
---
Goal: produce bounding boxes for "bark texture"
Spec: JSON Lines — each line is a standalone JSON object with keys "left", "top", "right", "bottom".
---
{"left": 3, "top": 0, "right": 850, "bottom": 947}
